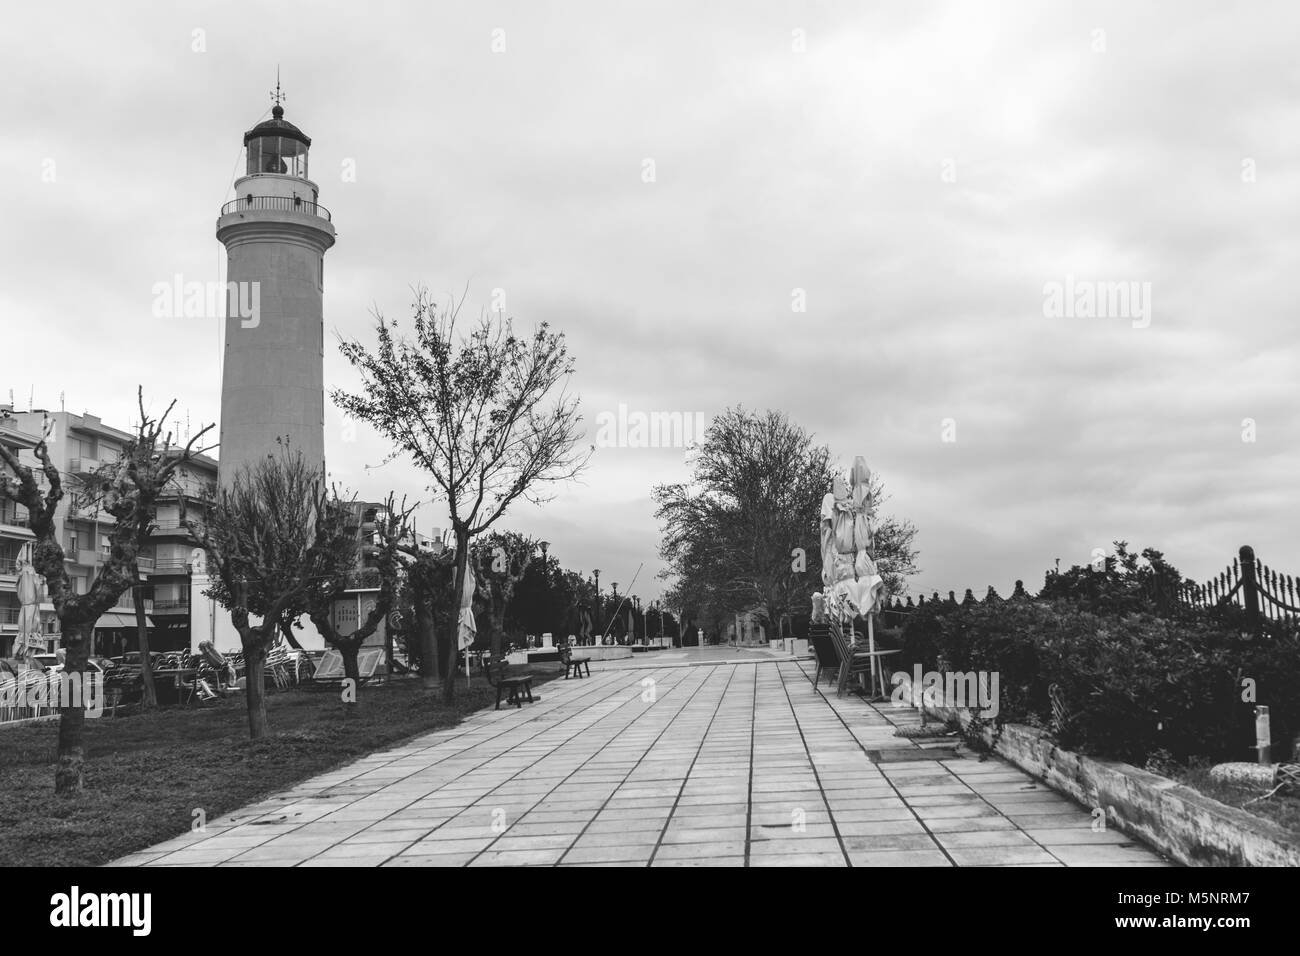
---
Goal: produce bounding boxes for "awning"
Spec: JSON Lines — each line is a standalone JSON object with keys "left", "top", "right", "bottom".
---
{"left": 94, "top": 613, "right": 138, "bottom": 630}
{"left": 0, "top": 525, "right": 35, "bottom": 540}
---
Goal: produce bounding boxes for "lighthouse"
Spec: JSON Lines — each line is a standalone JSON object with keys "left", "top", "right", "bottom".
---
{"left": 215, "top": 86, "right": 335, "bottom": 487}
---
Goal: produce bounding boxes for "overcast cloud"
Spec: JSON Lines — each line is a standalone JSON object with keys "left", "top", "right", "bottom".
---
{"left": 2, "top": 0, "right": 1297, "bottom": 603}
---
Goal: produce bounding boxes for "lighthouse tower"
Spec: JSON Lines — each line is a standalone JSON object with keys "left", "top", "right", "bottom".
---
{"left": 216, "top": 88, "right": 335, "bottom": 488}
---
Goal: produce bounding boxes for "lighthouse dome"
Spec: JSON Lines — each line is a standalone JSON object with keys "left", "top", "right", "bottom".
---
{"left": 244, "top": 105, "right": 311, "bottom": 178}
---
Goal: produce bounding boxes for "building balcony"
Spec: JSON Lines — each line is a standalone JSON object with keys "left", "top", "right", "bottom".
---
{"left": 150, "top": 519, "right": 201, "bottom": 538}
{"left": 148, "top": 559, "right": 193, "bottom": 575}
{"left": 0, "top": 607, "right": 19, "bottom": 626}
{"left": 220, "top": 195, "right": 331, "bottom": 222}
{"left": 157, "top": 484, "right": 217, "bottom": 503}
{"left": 68, "top": 457, "right": 100, "bottom": 476}
{"left": 0, "top": 558, "right": 16, "bottom": 576}
{"left": 135, "top": 556, "right": 155, "bottom": 573}
{"left": 151, "top": 599, "right": 189, "bottom": 615}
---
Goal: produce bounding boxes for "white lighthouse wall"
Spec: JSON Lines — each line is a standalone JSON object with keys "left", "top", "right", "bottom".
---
{"left": 217, "top": 225, "right": 329, "bottom": 486}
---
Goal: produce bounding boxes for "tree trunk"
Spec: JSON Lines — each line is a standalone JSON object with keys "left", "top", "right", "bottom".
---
{"left": 243, "top": 634, "right": 269, "bottom": 740}
{"left": 416, "top": 598, "right": 439, "bottom": 689}
{"left": 443, "top": 528, "right": 470, "bottom": 704}
{"left": 383, "top": 616, "right": 394, "bottom": 683}
{"left": 340, "top": 640, "right": 361, "bottom": 709}
{"left": 133, "top": 573, "right": 157, "bottom": 710}
{"left": 54, "top": 619, "right": 94, "bottom": 795}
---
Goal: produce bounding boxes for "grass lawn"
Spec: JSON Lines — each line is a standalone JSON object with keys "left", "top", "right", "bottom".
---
{"left": 0, "top": 665, "right": 561, "bottom": 867}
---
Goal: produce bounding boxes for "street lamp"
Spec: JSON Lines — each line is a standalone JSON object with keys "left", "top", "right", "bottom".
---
{"left": 610, "top": 583, "right": 620, "bottom": 644}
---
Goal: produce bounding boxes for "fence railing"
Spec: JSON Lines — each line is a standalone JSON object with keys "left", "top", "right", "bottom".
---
{"left": 878, "top": 544, "right": 1296, "bottom": 637}
{"left": 220, "top": 195, "right": 332, "bottom": 222}
{"left": 1178, "top": 545, "right": 1298, "bottom": 634}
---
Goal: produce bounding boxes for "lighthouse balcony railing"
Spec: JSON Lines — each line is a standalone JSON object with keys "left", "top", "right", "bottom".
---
{"left": 221, "top": 195, "right": 331, "bottom": 222}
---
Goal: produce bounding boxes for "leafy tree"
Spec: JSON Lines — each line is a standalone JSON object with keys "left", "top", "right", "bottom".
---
{"left": 1037, "top": 541, "right": 1193, "bottom": 618}
{"left": 334, "top": 289, "right": 590, "bottom": 702}
{"left": 0, "top": 392, "right": 212, "bottom": 793}
{"left": 655, "top": 407, "right": 918, "bottom": 640}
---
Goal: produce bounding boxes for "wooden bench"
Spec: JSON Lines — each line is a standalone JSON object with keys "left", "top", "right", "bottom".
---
{"left": 558, "top": 644, "right": 590, "bottom": 679}
{"left": 483, "top": 655, "right": 535, "bottom": 710}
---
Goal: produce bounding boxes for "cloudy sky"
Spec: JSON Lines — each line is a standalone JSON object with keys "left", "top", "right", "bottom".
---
{"left": 3, "top": 1, "right": 1297, "bottom": 605}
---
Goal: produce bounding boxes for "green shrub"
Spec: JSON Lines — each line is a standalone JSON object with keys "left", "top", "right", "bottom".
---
{"left": 897, "top": 599, "right": 1300, "bottom": 766}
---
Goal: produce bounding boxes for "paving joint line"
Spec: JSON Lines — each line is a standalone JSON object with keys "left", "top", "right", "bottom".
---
{"left": 641, "top": 664, "right": 743, "bottom": 867}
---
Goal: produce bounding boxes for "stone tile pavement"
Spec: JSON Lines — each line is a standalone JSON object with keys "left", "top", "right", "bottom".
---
{"left": 110, "top": 658, "right": 1172, "bottom": 867}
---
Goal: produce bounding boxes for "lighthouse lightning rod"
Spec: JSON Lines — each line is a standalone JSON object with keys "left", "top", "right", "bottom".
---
{"left": 601, "top": 562, "right": 644, "bottom": 641}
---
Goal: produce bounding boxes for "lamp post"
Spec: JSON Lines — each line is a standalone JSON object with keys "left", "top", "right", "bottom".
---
{"left": 592, "top": 569, "right": 601, "bottom": 644}
{"left": 610, "top": 583, "right": 620, "bottom": 644}
{"left": 537, "top": 541, "right": 550, "bottom": 639}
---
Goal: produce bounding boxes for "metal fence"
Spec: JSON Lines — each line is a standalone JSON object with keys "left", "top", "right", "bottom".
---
{"left": 879, "top": 544, "right": 1297, "bottom": 636}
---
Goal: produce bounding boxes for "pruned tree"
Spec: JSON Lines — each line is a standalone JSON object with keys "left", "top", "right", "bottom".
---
{"left": 334, "top": 288, "right": 590, "bottom": 702}
{"left": 190, "top": 446, "right": 334, "bottom": 739}
{"left": 0, "top": 391, "right": 213, "bottom": 793}
{"left": 397, "top": 537, "right": 457, "bottom": 687}
{"left": 306, "top": 493, "right": 413, "bottom": 704}
{"left": 469, "top": 530, "right": 537, "bottom": 656}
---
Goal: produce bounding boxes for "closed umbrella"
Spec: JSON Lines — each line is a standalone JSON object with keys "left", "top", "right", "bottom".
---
{"left": 820, "top": 456, "right": 886, "bottom": 690}
{"left": 15, "top": 549, "right": 42, "bottom": 661}
{"left": 457, "top": 561, "right": 477, "bottom": 684}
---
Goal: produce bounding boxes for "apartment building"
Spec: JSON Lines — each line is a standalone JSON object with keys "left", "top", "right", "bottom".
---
{"left": 4, "top": 406, "right": 216, "bottom": 655}
{"left": 0, "top": 411, "right": 45, "bottom": 656}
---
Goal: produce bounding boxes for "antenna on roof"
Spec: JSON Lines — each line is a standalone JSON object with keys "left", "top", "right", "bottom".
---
{"left": 270, "top": 66, "right": 286, "bottom": 108}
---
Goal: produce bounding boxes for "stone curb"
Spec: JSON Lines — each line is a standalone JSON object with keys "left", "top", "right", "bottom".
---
{"left": 924, "top": 702, "right": 1300, "bottom": 867}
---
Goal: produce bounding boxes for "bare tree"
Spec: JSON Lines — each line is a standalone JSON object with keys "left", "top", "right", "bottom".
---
{"left": 0, "top": 391, "right": 213, "bottom": 793}
{"left": 334, "top": 289, "right": 590, "bottom": 702}
{"left": 190, "top": 447, "right": 331, "bottom": 739}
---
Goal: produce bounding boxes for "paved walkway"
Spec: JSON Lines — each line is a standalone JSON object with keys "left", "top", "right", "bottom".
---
{"left": 111, "top": 658, "right": 1171, "bottom": 867}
